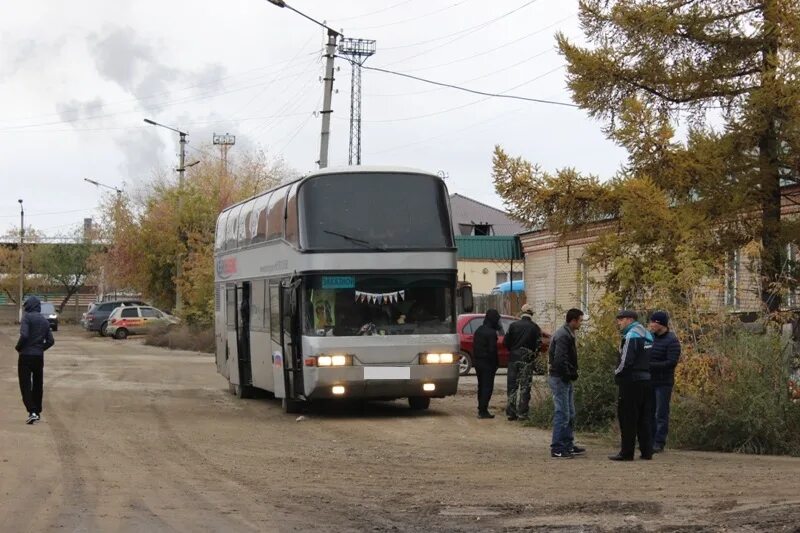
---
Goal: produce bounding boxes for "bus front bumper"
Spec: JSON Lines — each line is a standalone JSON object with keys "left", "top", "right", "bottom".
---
{"left": 305, "top": 364, "right": 459, "bottom": 400}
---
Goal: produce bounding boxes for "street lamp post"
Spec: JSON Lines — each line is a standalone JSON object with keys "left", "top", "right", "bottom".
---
{"left": 18, "top": 199, "right": 23, "bottom": 322}
{"left": 266, "top": 0, "right": 340, "bottom": 168}
{"left": 143, "top": 118, "right": 189, "bottom": 314}
{"left": 85, "top": 178, "right": 125, "bottom": 301}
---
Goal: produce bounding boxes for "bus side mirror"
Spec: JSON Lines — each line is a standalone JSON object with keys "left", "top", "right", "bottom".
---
{"left": 461, "top": 286, "right": 474, "bottom": 313}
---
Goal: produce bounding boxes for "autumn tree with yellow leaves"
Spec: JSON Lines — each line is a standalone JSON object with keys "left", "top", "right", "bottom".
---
{"left": 494, "top": 0, "right": 800, "bottom": 314}
{"left": 97, "top": 148, "right": 292, "bottom": 326}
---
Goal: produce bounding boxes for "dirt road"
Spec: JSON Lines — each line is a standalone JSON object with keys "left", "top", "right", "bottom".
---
{"left": 1, "top": 326, "right": 799, "bottom": 532}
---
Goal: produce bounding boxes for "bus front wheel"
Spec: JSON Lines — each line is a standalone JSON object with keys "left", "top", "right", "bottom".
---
{"left": 282, "top": 397, "right": 305, "bottom": 414}
{"left": 408, "top": 397, "right": 431, "bottom": 410}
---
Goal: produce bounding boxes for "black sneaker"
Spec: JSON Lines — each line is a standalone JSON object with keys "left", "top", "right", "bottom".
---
{"left": 477, "top": 411, "right": 495, "bottom": 419}
{"left": 608, "top": 453, "right": 634, "bottom": 461}
{"left": 25, "top": 413, "right": 37, "bottom": 425}
{"left": 507, "top": 415, "right": 518, "bottom": 421}
{"left": 571, "top": 445, "right": 586, "bottom": 455}
{"left": 653, "top": 446, "right": 664, "bottom": 453}
{"left": 551, "top": 450, "right": 575, "bottom": 459}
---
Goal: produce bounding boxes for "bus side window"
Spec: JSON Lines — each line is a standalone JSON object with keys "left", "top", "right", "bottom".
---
{"left": 269, "top": 283, "right": 280, "bottom": 342}
{"left": 226, "top": 286, "right": 236, "bottom": 327}
{"left": 215, "top": 211, "right": 228, "bottom": 252}
{"left": 251, "top": 192, "right": 270, "bottom": 245}
{"left": 238, "top": 199, "right": 253, "bottom": 246}
{"left": 225, "top": 205, "right": 241, "bottom": 250}
{"left": 285, "top": 184, "right": 299, "bottom": 245}
{"left": 266, "top": 188, "right": 286, "bottom": 241}
{"left": 251, "top": 280, "right": 265, "bottom": 331}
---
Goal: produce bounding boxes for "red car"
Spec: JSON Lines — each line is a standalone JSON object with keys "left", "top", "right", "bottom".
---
{"left": 457, "top": 313, "right": 551, "bottom": 376}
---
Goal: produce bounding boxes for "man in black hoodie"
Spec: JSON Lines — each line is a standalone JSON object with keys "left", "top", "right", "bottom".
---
{"left": 472, "top": 309, "right": 501, "bottom": 419}
{"left": 15, "top": 296, "right": 55, "bottom": 424}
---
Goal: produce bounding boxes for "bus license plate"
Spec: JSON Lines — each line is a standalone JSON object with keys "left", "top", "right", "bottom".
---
{"left": 363, "top": 367, "right": 410, "bottom": 380}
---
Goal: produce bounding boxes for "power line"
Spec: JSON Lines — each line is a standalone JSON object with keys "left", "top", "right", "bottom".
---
{"left": 0, "top": 51, "right": 319, "bottom": 127}
{"left": 367, "top": 48, "right": 557, "bottom": 97}
{"left": 346, "top": 0, "right": 473, "bottom": 31}
{"left": 381, "top": 0, "right": 544, "bottom": 66}
{"left": 328, "top": 0, "right": 416, "bottom": 23}
{"left": 0, "top": 207, "right": 95, "bottom": 218}
{"left": 0, "top": 59, "right": 321, "bottom": 132}
{"left": 400, "top": 13, "right": 575, "bottom": 73}
{"left": 357, "top": 64, "right": 578, "bottom": 112}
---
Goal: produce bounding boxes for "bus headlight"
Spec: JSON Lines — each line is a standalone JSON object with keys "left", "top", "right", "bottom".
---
{"left": 420, "top": 353, "right": 454, "bottom": 364}
{"left": 315, "top": 354, "right": 353, "bottom": 367}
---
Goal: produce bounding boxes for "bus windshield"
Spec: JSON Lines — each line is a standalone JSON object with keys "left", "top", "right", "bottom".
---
{"left": 303, "top": 273, "right": 454, "bottom": 336}
{"left": 299, "top": 172, "right": 453, "bottom": 250}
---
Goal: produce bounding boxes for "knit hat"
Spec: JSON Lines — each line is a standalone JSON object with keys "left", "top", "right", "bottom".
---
{"left": 520, "top": 304, "right": 534, "bottom": 317}
{"left": 649, "top": 311, "right": 669, "bottom": 327}
{"left": 615, "top": 309, "right": 638, "bottom": 320}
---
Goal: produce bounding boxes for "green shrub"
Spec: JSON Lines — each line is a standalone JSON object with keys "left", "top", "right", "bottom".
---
{"left": 527, "top": 330, "right": 619, "bottom": 431}
{"left": 670, "top": 331, "right": 800, "bottom": 456}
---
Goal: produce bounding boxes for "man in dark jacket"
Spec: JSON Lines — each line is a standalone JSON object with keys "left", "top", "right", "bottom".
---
{"left": 610, "top": 310, "right": 654, "bottom": 461}
{"left": 547, "top": 308, "right": 585, "bottom": 458}
{"left": 472, "top": 309, "right": 501, "bottom": 419}
{"left": 504, "top": 304, "right": 541, "bottom": 421}
{"left": 15, "top": 296, "right": 55, "bottom": 424}
{"left": 647, "top": 311, "right": 681, "bottom": 453}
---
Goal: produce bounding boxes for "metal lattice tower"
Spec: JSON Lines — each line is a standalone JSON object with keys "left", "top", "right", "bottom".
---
{"left": 338, "top": 38, "right": 376, "bottom": 165}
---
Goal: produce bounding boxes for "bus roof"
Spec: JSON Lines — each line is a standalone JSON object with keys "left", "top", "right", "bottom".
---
{"left": 220, "top": 166, "right": 440, "bottom": 215}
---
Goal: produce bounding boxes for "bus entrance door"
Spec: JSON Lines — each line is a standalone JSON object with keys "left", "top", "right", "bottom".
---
{"left": 236, "top": 282, "right": 254, "bottom": 396}
{"left": 280, "top": 278, "right": 304, "bottom": 413}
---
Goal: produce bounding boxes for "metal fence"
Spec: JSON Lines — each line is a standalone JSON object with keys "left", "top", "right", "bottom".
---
{"left": 473, "top": 292, "right": 527, "bottom": 317}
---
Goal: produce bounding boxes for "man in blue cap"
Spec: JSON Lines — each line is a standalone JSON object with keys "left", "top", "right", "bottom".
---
{"left": 15, "top": 296, "right": 55, "bottom": 424}
{"left": 648, "top": 311, "right": 681, "bottom": 453}
{"left": 609, "top": 310, "right": 654, "bottom": 461}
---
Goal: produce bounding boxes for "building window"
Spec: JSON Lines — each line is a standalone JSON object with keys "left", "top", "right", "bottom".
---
{"left": 724, "top": 251, "right": 740, "bottom": 309}
{"left": 496, "top": 271, "right": 523, "bottom": 285}
{"left": 578, "top": 259, "right": 589, "bottom": 312}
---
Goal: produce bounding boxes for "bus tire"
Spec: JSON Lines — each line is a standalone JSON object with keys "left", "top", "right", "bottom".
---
{"left": 408, "top": 396, "right": 431, "bottom": 410}
{"left": 282, "top": 397, "right": 304, "bottom": 414}
{"left": 234, "top": 384, "right": 255, "bottom": 399}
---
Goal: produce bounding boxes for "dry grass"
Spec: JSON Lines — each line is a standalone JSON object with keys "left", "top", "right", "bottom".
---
{"left": 144, "top": 323, "right": 215, "bottom": 353}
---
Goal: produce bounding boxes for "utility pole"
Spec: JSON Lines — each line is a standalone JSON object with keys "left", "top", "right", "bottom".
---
{"left": 143, "top": 118, "right": 190, "bottom": 314}
{"left": 319, "top": 29, "right": 339, "bottom": 168}
{"left": 339, "top": 38, "right": 376, "bottom": 165}
{"left": 266, "top": 1, "right": 341, "bottom": 169}
{"left": 18, "top": 199, "right": 24, "bottom": 322}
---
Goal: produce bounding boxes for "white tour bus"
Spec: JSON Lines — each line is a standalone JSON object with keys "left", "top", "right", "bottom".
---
{"left": 214, "top": 166, "right": 473, "bottom": 413}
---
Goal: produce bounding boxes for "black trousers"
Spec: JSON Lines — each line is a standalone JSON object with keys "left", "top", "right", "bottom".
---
{"left": 18, "top": 355, "right": 44, "bottom": 415}
{"left": 506, "top": 352, "right": 533, "bottom": 417}
{"left": 474, "top": 363, "right": 498, "bottom": 413}
{"left": 617, "top": 381, "right": 653, "bottom": 457}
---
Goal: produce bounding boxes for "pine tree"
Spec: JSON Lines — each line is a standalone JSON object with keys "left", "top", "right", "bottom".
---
{"left": 554, "top": 0, "right": 800, "bottom": 310}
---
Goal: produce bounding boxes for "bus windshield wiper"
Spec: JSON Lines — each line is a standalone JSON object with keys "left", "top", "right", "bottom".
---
{"left": 323, "top": 230, "right": 386, "bottom": 251}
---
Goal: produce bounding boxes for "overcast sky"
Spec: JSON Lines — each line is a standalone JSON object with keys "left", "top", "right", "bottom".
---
{"left": 0, "top": 0, "right": 627, "bottom": 236}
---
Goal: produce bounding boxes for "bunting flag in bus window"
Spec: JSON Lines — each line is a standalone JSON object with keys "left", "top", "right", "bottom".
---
{"left": 355, "top": 291, "right": 406, "bottom": 304}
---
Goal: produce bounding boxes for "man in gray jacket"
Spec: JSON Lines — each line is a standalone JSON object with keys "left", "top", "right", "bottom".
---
{"left": 15, "top": 296, "right": 55, "bottom": 424}
{"left": 547, "top": 308, "right": 585, "bottom": 458}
